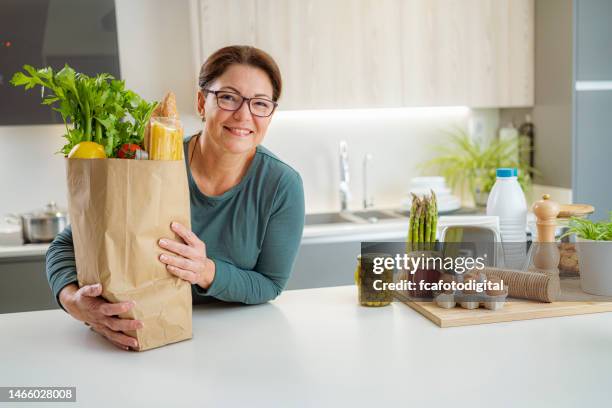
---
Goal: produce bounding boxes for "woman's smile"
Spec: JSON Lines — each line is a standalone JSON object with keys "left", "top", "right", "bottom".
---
{"left": 223, "top": 125, "right": 254, "bottom": 137}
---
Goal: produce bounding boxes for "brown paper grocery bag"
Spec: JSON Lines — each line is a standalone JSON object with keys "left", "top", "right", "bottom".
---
{"left": 66, "top": 158, "right": 192, "bottom": 351}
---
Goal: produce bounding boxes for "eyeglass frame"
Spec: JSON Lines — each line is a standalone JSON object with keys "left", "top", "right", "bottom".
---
{"left": 201, "top": 88, "right": 278, "bottom": 117}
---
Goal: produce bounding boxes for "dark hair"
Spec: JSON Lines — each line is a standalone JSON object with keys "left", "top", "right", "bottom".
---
{"left": 198, "top": 45, "right": 282, "bottom": 102}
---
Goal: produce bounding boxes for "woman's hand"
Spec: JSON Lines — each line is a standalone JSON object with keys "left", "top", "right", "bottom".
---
{"left": 59, "top": 283, "right": 143, "bottom": 351}
{"left": 158, "top": 222, "right": 216, "bottom": 290}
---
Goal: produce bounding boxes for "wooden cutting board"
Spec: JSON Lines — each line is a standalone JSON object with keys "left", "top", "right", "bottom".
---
{"left": 395, "top": 279, "right": 612, "bottom": 328}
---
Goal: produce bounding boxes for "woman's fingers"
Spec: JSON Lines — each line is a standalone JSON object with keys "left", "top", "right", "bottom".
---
{"left": 170, "top": 222, "right": 199, "bottom": 246}
{"left": 103, "top": 316, "right": 143, "bottom": 332}
{"left": 90, "top": 324, "right": 136, "bottom": 350}
{"left": 165, "top": 264, "right": 199, "bottom": 284}
{"left": 158, "top": 238, "right": 196, "bottom": 259}
{"left": 98, "top": 325, "right": 138, "bottom": 349}
{"left": 99, "top": 300, "right": 135, "bottom": 317}
{"left": 159, "top": 253, "right": 195, "bottom": 271}
{"left": 78, "top": 283, "right": 103, "bottom": 298}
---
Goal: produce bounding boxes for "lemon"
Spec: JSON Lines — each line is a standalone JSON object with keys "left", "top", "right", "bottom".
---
{"left": 68, "top": 142, "right": 107, "bottom": 159}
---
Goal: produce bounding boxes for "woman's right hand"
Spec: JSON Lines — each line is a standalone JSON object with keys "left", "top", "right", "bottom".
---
{"left": 59, "top": 283, "right": 143, "bottom": 351}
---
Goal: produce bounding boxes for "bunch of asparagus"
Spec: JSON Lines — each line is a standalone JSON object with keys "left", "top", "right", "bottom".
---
{"left": 407, "top": 191, "right": 438, "bottom": 251}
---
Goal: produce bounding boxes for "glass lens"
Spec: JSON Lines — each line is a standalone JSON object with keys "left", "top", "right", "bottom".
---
{"left": 216, "top": 92, "right": 243, "bottom": 110}
{"left": 249, "top": 98, "right": 275, "bottom": 117}
{"left": 214, "top": 91, "right": 275, "bottom": 117}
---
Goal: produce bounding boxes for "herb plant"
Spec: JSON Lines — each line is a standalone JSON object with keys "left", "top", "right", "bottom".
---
{"left": 562, "top": 212, "right": 612, "bottom": 241}
{"left": 10, "top": 64, "right": 157, "bottom": 157}
{"left": 421, "top": 128, "right": 537, "bottom": 201}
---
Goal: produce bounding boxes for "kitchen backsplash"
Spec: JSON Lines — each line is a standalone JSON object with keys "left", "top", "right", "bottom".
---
{"left": 264, "top": 107, "right": 483, "bottom": 213}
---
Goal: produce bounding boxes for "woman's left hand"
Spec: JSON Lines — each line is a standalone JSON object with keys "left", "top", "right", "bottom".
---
{"left": 158, "top": 222, "right": 215, "bottom": 289}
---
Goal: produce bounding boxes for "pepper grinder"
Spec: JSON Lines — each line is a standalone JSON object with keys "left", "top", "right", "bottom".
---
{"left": 530, "top": 194, "right": 561, "bottom": 298}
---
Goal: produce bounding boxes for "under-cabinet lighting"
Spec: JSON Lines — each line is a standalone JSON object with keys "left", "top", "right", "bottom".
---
{"left": 275, "top": 106, "right": 470, "bottom": 120}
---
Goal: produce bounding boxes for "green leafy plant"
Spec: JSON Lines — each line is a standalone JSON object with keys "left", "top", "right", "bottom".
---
{"left": 561, "top": 212, "right": 612, "bottom": 241}
{"left": 421, "top": 128, "right": 537, "bottom": 203}
{"left": 10, "top": 64, "right": 157, "bottom": 157}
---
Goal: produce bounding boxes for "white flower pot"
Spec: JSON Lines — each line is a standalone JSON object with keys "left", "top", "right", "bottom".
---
{"left": 576, "top": 237, "right": 612, "bottom": 296}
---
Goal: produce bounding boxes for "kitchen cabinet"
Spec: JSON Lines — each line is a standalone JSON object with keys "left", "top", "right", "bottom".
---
{"left": 287, "top": 241, "right": 360, "bottom": 290}
{"left": 400, "top": 0, "right": 533, "bottom": 107}
{"left": 0, "top": 255, "right": 58, "bottom": 314}
{"left": 193, "top": 0, "right": 534, "bottom": 109}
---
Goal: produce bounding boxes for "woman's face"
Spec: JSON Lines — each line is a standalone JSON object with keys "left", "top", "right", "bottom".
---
{"left": 198, "top": 64, "right": 275, "bottom": 155}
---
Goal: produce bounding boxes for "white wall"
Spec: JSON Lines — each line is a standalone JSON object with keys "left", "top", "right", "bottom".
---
{"left": 113, "top": 0, "right": 198, "bottom": 116}
{"left": 263, "top": 108, "right": 472, "bottom": 213}
{"left": 0, "top": 125, "right": 68, "bottom": 215}
{"left": 0, "top": 0, "right": 498, "bottom": 217}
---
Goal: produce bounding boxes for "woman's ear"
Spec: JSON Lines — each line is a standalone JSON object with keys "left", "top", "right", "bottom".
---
{"left": 197, "top": 90, "right": 206, "bottom": 121}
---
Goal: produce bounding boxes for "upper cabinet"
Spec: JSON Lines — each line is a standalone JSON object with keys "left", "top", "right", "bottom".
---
{"left": 193, "top": 0, "right": 534, "bottom": 109}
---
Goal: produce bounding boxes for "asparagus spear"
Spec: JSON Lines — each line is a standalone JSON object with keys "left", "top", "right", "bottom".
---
{"left": 424, "top": 196, "right": 431, "bottom": 248}
{"left": 418, "top": 198, "right": 425, "bottom": 248}
{"left": 413, "top": 201, "right": 421, "bottom": 250}
{"left": 431, "top": 190, "right": 438, "bottom": 244}
{"left": 406, "top": 195, "right": 414, "bottom": 252}
{"left": 407, "top": 193, "right": 417, "bottom": 244}
{"left": 406, "top": 193, "right": 418, "bottom": 252}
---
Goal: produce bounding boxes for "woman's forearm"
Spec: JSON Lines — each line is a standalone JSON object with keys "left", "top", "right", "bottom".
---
{"left": 45, "top": 225, "right": 79, "bottom": 308}
{"left": 58, "top": 283, "right": 79, "bottom": 311}
{"left": 193, "top": 258, "right": 286, "bottom": 304}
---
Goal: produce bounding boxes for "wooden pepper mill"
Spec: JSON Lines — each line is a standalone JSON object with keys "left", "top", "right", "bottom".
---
{"left": 531, "top": 194, "right": 561, "bottom": 298}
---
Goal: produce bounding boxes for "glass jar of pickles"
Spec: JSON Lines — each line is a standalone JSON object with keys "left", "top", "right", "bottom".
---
{"left": 355, "top": 253, "right": 394, "bottom": 307}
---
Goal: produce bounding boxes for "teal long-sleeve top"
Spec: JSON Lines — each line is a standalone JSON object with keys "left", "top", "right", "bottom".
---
{"left": 45, "top": 135, "right": 305, "bottom": 306}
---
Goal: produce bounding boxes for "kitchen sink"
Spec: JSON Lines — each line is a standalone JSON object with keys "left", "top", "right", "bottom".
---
{"left": 304, "top": 212, "right": 355, "bottom": 225}
{"left": 350, "top": 210, "right": 401, "bottom": 223}
{"left": 305, "top": 210, "right": 405, "bottom": 226}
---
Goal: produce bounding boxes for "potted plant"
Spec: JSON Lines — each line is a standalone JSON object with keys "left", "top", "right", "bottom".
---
{"left": 563, "top": 213, "right": 612, "bottom": 296}
{"left": 421, "top": 128, "right": 535, "bottom": 206}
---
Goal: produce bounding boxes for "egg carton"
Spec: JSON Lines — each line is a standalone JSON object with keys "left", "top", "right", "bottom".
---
{"left": 433, "top": 271, "right": 509, "bottom": 311}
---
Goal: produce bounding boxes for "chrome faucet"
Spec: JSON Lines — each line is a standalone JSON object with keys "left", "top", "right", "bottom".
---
{"left": 362, "top": 153, "right": 374, "bottom": 209}
{"left": 339, "top": 141, "right": 350, "bottom": 211}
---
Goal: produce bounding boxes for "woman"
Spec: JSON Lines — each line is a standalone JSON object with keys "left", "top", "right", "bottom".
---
{"left": 45, "top": 46, "right": 305, "bottom": 350}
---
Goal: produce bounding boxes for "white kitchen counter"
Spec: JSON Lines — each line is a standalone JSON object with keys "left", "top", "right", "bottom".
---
{"left": 0, "top": 243, "right": 49, "bottom": 258}
{"left": 0, "top": 285, "right": 609, "bottom": 407}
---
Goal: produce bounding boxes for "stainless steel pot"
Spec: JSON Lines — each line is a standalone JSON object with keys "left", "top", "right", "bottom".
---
{"left": 20, "top": 202, "right": 68, "bottom": 243}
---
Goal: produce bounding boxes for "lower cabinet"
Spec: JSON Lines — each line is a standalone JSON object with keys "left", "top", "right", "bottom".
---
{"left": 1, "top": 233, "right": 395, "bottom": 312}
{"left": 0, "top": 256, "right": 58, "bottom": 314}
{"left": 287, "top": 241, "right": 361, "bottom": 290}
{"left": 287, "top": 227, "right": 408, "bottom": 290}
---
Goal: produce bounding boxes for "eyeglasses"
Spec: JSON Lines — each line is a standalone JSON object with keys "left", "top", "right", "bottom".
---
{"left": 202, "top": 88, "right": 278, "bottom": 117}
